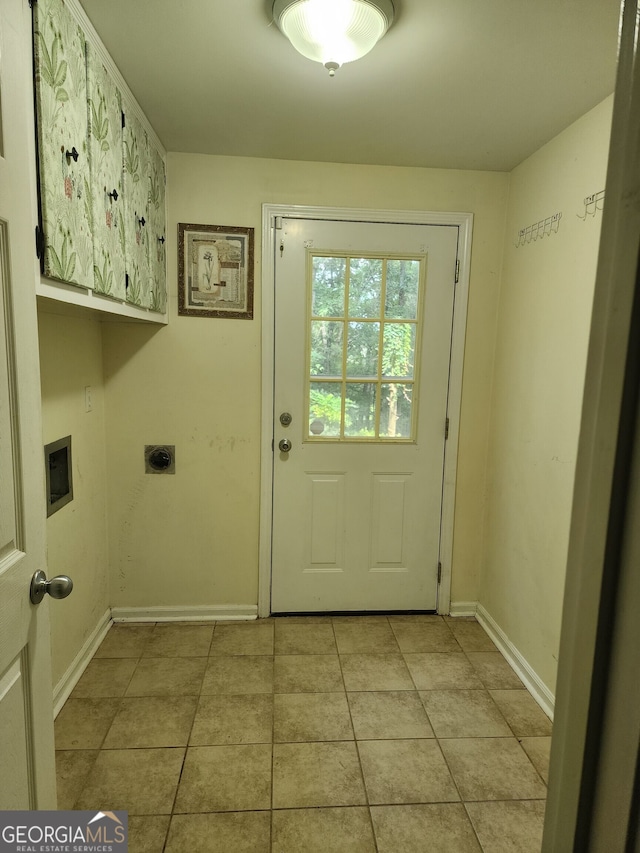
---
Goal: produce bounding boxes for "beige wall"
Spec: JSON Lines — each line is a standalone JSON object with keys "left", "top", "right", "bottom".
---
{"left": 38, "top": 310, "right": 110, "bottom": 687}
{"left": 479, "top": 96, "right": 614, "bottom": 694}
{"left": 102, "top": 157, "right": 509, "bottom": 609}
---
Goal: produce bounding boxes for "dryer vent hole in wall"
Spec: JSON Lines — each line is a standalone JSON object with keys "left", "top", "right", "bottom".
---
{"left": 145, "top": 445, "right": 176, "bottom": 474}
{"left": 45, "top": 436, "right": 73, "bottom": 516}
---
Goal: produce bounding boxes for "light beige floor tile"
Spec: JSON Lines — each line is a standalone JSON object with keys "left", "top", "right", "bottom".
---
{"left": 125, "top": 657, "right": 206, "bottom": 696}
{"left": 391, "top": 623, "right": 461, "bottom": 653}
{"left": 143, "top": 624, "right": 213, "bottom": 657}
{"left": 202, "top": 655, "right": 274, "bottom": 694}
{"left": 331, "top": 615, "right": 391, "bottom": 623}
{"left": 128, "top": 816, "right": 170, "bottom": 853}
{"left": 166, "top": 812, "right": 271, "bottom": 853}
{"left": 210, "top": 623, "right": 274, "bottom": 656}
{"left": 448, "top": 621, "right": 497, "bottom": 652}
{"left": 440, "top": 738, "right": 547, "bottom": 801}
{"left": 274, "top": 655, "right": 344, "bottom": 693}
{"left": 359, "top": 739, "right": 459, "bottom": 804}
{"left": 371, "top": 804, "right": 482, "bottom": 853}
{"left": 274, "top": 693, "right": 353, "bottom": 742}
{"left": 103, "top": 696, "right": 197, "bottom": 748}
{"left": 465, "top": 800, "right": 546, "bottom": 852}
{"left": 272, "top": 741, "right": 366, "bottom": 808}
{"left": 54, "top": 698, "right": 120, "bottom": 749}
{"left": 340, "top": 654, "right": 414, "bottom": 691}
{"left": 274, "top": 623, "right": 337, "bottom": 654}
{"left": 94, "top": 625, "right": 154, "bottom": 658}
{"left": 75, "top": 747, "right": 185, "bottom": 814}
{"left": 420, "top": 689, "right": 512, "bottom": 738}
{"left": 70, "top": 658, "right": 137, "bottom": 698}
{"left": 519, "top": 736, "right": 552, "bottom": 784}
{"left": 404, "top": 653, "right": 482, "bottom": 690}
{"left": 387, "top": 614, "right": 444, "bottom": 623}
{"left": 348, "top": 691, "right": 434, "bottom": 739}
{"left": 190, "top": 694, "right": 273, "bottom": 745}
{"left": 466, "top": 652, "right": 524, "bottom": 689}
{"left": 333, "top": 622, "right": 399, "bottom": 654}
{"left": 55, "top": 750, "right": 98, "bottom": 809}
{"left": 490, "top": 690, "right": 553, "bottom": 737}
{"left": 174, "top": 745, "right": 272, "bottom": 812}
{"left": 272, "top": 807, "right": 376, "bottom": 852}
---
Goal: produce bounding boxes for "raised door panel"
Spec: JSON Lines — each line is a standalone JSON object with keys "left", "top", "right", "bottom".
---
{"left": 148, "top": 145, "right": 166, "bottom": 313}
{"left": 86, "top": 45, "right": 126, "bottom": 300}
{"left": 123, "top": 109, "right": 152, "bottom": 308}
{"left": 33, "top": 0, "right": 94, "bottom": 288}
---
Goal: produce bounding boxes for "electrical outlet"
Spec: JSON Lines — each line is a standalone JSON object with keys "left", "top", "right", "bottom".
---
{"left": 84, "top": 385, "right": 92, "bottom": 412}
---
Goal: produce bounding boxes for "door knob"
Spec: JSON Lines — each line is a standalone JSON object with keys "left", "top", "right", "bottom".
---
{"left": 278, "top": 438, "right": 292, "bottom": 453}
{"left": 30, "top": 570, "right": 74, "bottom": 605}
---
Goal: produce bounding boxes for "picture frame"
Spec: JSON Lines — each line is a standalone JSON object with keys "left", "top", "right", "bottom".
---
{"left": 178, "top": 223, "right": 254, "bottom": 319}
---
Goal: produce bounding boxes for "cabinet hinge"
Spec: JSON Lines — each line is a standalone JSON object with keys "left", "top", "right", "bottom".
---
{"left": 35, "top": 225, "right": 44, "bottom": 259}
{"left": 445, "top": 417, "right": 450, "bottom": 440}
{"left": 437, "top": 562, "right": 442, "bottom": 584}
{"left": 455, "top": 259, "right": 460, "bottom": 284}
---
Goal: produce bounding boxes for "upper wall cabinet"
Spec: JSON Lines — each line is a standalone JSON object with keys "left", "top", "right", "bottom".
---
{"left": 32, "top": 0, "right": 166, "bottom": 318}
{"left": 87, "top": 44, "right": 126, "bottom": 301}
{"left": 33, "top": 0, "right": 94, "bottom": 288}
{"left": 123, "top": 110, "right": 151, "bottom": 308}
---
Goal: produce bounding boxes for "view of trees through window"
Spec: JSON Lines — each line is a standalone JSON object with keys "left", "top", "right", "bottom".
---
{"left": 307, "top": 254, "right": 422, "bottom": 440}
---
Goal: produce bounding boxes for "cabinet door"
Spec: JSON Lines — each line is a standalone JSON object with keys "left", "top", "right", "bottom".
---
{"left": 33, "top": 0, "right": 94, "bottom": 288}
{"left": 123, "top": 110, "right": 152, "bottom": 308}
{"left": 148, "top": 146, "right": 166, "bottom": 313}
{"left": 87, "top": 45, "right": 126, "bottom": 300}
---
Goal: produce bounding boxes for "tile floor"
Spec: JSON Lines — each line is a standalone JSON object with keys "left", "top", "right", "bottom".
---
{"left": 55, "top": 615, "right": 552, "bottom": 852}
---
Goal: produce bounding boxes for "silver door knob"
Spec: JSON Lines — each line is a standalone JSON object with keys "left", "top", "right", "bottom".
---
{"left": 30, "top": 570, "right": 74, "bottom": 605}
{"left": 279, "top": 438, "right": 292, "bottom": 453}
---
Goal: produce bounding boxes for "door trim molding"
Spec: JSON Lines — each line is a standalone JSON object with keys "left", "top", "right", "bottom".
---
{"left": 259, "top": 204, "right": 473, "bottom": 617}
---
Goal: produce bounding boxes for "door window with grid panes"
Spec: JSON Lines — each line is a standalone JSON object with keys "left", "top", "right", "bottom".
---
{"left": 307, "top": 253, "right": 424, "bottom": 441}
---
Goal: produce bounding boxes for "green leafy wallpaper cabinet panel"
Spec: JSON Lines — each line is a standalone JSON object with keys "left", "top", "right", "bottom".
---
{"left": 148, "top": 146, "right": 166, "bottom": 313}
{"left": 123, "top": 110, "right": 152, "bottom": 308}
{"left": 87, "top": 45, "right": 126, "bottom": 300}
{"left": 33, "top": 0, "right": 94, "bottom": 289}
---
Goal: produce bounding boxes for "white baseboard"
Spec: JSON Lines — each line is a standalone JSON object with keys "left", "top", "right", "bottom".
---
{"left": 449, "top": 600, "right": 478, "bottom": 617}
{"left": 110, "top": 604, "right": 258, "bottom": 623}
{"left": 476, "top": 603, "right": 555, "bottom": 721}
{"left": 53, "top": 608, "right": 112, "bottom": 718}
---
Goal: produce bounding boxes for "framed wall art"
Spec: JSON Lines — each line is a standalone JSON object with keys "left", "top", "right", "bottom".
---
{"left": 178, "top": 223, "right": 254, "bottom": 319}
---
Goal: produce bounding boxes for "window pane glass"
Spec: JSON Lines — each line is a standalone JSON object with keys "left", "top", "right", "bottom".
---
{"left": 345, "top": 383, "right": 378, "bottom": 437}
{"left": 385, "top": 259, "right": 420, "bottom": 319}
{"left": 310, "top": 321, "right": 343, "bottom": 377}
{"left": 309, "top": 382, "right": 342, "bottom": 437}
{"left": 380, "top": 383, "right": 413, "bottom": 438}
{"left": 348, "top": 258, "right": 382, "bottom": 318}
{"left": 312, "top": 256, "right": 346, "bottom": 317}
{"left": 346, "top": 322, "right": 379, "bottom": 378}
{"left": 382, "top": 323, "right": 416, "bottom": 379}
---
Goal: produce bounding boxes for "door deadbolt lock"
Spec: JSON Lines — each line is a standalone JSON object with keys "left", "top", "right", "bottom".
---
{"left": 278, "top": 438, "right": 292, "bottom": 453}
{"left": 279, "top": 412, "right": 292, "bottom": 427}
{"left": 30, "top": 570, "right": 74, "bottom": 605}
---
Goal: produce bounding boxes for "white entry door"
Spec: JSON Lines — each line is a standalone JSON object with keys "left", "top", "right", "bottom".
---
{"left": 0, "top": 0, "right": 57, "bottom": 809}
{"left": 271, "top": 217, "right": 459, "bottom": 612}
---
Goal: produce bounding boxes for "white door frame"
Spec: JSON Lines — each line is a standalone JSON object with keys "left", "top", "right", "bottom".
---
{"left": 259, "top": 204, "right": 473, "bottom": 617}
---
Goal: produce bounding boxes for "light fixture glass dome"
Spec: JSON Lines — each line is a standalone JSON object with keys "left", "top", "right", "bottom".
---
{"left": 273, "top": 0, "right": 395, "bottom": 76}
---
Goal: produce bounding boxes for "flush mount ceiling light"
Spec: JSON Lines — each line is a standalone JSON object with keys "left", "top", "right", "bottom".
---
{"left": 273, "top": 0, "right": 395, "bottom": 76}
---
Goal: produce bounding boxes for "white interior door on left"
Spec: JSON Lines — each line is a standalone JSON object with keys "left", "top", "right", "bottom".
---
{"left": 0, "top": 0, "right": 57, "bottom": 809}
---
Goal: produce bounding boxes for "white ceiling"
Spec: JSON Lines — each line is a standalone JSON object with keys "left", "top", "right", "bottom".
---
{"left": 79, "top": 0, "right": 621, "bottom": 172}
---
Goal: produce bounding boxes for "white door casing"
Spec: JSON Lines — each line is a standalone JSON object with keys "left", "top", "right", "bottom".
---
{"left": 0, "top": 0, "right": 57, "bottom": 809}
{"left": 260, "top": 206, "right": 473, "bottom": 616}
